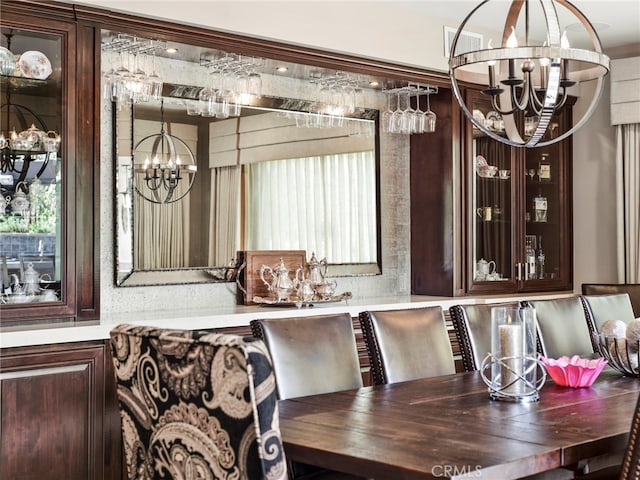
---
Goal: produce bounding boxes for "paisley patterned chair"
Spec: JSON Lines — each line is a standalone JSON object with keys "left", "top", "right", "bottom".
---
{"left": 109, "top": 324, "right": 287, "bottom": 480}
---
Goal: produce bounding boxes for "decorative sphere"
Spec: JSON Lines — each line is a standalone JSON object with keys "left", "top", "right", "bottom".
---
{"left": 600, "top": 319, "right": 627, "bottom": 338}
{"left": 626, "top": 319, "right": 640, "bottom": 351}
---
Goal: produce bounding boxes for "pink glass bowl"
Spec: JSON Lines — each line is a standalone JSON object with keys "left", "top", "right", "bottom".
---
{"left": 540, "top": 355, "right": 608, "bottom": 388}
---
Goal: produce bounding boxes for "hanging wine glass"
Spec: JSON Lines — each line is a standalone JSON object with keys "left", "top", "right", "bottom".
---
{"left": 148, "top": 51, "right": 163, "bottom": 100}
{"left": 424, "top": 88, "right": 437, "bottom": 133}
{"left": 401, "top": 90, "right": 415, "bottom": 135}
{"left": 382, "top": 92, "right": 393, "bottom": 133}
{"left": 414, "top": 88, "right": 427, "bottom": 133}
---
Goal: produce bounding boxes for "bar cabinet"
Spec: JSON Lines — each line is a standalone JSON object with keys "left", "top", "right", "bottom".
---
{"left": 465, "top": 89, "right": 573, "bottom": 294}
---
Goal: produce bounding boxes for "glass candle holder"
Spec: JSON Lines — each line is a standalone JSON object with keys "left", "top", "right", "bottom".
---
{"left": 481, "top": 305, "right": 545, "bottom": 402}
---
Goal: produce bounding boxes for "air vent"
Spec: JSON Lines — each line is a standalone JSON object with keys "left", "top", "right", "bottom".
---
{"left": 444, "top": 26, "right": 483, "bottom": 58}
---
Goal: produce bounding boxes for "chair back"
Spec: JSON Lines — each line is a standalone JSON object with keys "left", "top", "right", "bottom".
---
{"left": 621, "top": 392, "right": 640, "bottom": 480}
{"left": 109, "top": 324, "right": 287, "bottom": 480}
{"left": 582, "top": 283, "right": 640, "bottom": 317}
{"left": 251, "top": 313, "right": 363, "bottom": 400}
{"left": 449, "top": 302, "right": 519, "bottom": 372}
{"left": 527, "top": 296, "right": 594, "bottom": 358}
{"left": 581, "top": 293, "right": 636, "bottom": 348}
{"left": 359, "top": 307, "right": 455, "bottom": 385}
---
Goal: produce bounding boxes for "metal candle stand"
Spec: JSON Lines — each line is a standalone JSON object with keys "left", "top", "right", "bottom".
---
{"left": 480, "top": 305, "right": 546, "bottom": 402}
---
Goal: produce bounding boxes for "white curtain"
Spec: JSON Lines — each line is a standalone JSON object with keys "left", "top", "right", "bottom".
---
{"left": 616, "top": 123, "right": 640, "bottom": 282}
{"left": 245, "top": 151, "right": 376, "bottom": 263}
{"left": 134, "top": 177, "right": 190, "bottom": 269}
{"left": 208, "top": 166, "right": 241, "bottom": 266}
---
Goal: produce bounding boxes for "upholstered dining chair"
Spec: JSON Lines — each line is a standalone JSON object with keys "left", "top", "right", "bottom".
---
{"left": 449, "top": 302, "right": 520, "bottom": 372}
{"left": 581, "top": 293, "right": 637, "bottom": 350}
{"left": 250, "top": 313, "right": 363, "bottom": 400}
{"left": 109, "top": 324, "right": 288, "bottom": 480}
{"left": 526, "top": 296, "right": 595, "bottom": 358}
{"left": 582, "top": 283, "right": 640, "bottom": 317}
{"left": 250, "top": 314, "right": 367, "bottom": 480}
{"left": 359, "top": 307, "right": 455, "bottom": 385}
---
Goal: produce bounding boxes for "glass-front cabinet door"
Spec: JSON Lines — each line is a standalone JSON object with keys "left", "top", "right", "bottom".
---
{"left": 0, "top": 10, "right": 80, "bottom": 321}
{"left": 520, "top": 104, "right": 573, "bottom": 292}
{"left": 468, "top": 92, "right": 518, "bottom": 294}
{"left": 466, "top": 90, "right": 572, "bottom": 294}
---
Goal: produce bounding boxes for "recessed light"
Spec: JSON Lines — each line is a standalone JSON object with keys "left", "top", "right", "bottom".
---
{"left": 166, "top": 47, "right": 178, "bottom": 54}
{"left": 276, "top": 66, "right": 288, "bottom": 73}
{"left": 369, "top": 81, "right": 380, "bottom": 87}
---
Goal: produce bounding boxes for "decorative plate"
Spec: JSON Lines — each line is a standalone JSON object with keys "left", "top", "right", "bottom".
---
{"left": 18, "top": 50, "right": 52, "bottom": 80}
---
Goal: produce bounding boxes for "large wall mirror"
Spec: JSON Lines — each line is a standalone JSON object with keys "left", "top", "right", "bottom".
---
{"left": 105, "top": 30, "right": 386, "bottom": 286}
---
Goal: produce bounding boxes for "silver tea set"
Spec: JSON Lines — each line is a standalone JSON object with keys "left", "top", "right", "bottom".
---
{"left": 1, "top": 262, "right": 58, "bottom": 303}
{"left": 258, "top": 252, "right": 349, "bottom": 304}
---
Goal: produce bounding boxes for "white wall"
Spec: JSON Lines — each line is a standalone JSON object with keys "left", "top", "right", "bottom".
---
{"left": 71, "top": 0, "right": 628, "bottom": 314}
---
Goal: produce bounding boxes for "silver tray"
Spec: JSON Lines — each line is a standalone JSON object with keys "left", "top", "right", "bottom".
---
{"left": 252, "top": 291, "right": 352, "bottom": 308}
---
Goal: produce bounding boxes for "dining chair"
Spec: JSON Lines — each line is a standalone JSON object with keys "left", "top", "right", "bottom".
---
{"left": 581, "top": 293, "right": 636, "bottom": 350}
{"left": 359, "top": 307, "right": 455, "bottom": 385}
{"left": 582, "top": 283, "right": 640, "bottom": 317}
{"left": 449, "top": 301, "right": 520, "bottom": 372}
{"left": 526, "top": 296, "right": 594, "bottom": 358}
{"left": 250, "top": 313, "right": 363, "bottom": 400}
{"left": 250, "top": 314, "right": 367, "bottom": 480}
{"left": 109, "top": 324, "right": 288, "bottom": 480}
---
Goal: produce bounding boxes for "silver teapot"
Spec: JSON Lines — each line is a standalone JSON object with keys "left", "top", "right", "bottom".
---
{"left": 260, "top": 257, "right": 295, "bottom": 302}
{"left": 302, "top": 252, "right": 328, "bottom": 287}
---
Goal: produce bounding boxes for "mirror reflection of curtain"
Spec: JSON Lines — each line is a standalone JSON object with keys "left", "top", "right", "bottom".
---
{"left": 134, "top": 179, "right": 190, "bottom": 269}
{"left": 208, "top": 165, "right": 241, "bottom": 266}
{"left": 245, "top": 151, "right": 376, "bottom": 263}
{"left": 475, "top": 137, "right": 510, "bottom": 277}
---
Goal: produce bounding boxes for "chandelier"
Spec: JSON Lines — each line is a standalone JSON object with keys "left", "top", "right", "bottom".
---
{"left": 449, "top": 0, "right": 610, "bottom": 147}
{"left": 133, "top": 100, "right": 197, "bottom": 204}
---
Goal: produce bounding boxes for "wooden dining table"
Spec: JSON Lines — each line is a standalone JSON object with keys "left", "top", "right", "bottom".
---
{"left": 278, "top": 370, "right": 640, "bottom": 479}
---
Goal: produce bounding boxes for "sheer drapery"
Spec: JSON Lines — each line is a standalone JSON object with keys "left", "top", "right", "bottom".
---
{"left": 208, "top": 166, "right": 241, "bottom": 266}
{"left": 134, "top": 177, "right": 190, "bottom": 269}
{"left": 245, "top": 152, "right": 376, "bottom": 263}
{"left": 616, "top": 123, "right": 640, "bottom": 282}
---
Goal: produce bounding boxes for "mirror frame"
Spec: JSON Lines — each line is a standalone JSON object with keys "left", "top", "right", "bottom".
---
{"left": 114, "top": 94, "right": 381, "bottom": 287}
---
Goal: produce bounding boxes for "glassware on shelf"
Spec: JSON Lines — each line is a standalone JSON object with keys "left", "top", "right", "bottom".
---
{"left": 536, "top": 235, "right": 546, "bottom": 280}
{"left": 525, "top": 237, "right": 537, "bottom": 280}
{"left": 533, "top": 195, "right": 548, "bottom": 223}
{"left": 538, "top": 153, "right": 551, "bottom": 181}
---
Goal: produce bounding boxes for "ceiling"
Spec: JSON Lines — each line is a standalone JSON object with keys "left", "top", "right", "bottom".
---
{"left": 398, "top": 0, "right": 640, "bottom": 50}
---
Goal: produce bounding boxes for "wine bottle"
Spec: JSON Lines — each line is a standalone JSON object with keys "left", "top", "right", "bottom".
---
{"left": 536, "top": 235, "right": 545, "bottom": 280}
{"left": 526, "top": 237, "right": 536, "bottom": 280}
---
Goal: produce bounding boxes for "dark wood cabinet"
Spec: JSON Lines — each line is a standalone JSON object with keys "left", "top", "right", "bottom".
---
{"left": 464, "top": 89, "right": 573, "bottom": 294}
{"left": 0, "top": 341, "right": 121, "bottom": 480}
{"left": 0, "top": 1, "right": 99, "bottom": 324}
{"left": 410, "top": 86, "right": 573, "bottom": 297}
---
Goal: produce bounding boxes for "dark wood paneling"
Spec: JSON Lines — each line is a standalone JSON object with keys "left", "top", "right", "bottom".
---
{"left": 76, "top": 21, "right": 101, "bottom": 318}
{"left": 0, "top": 342, "right": 106, "bottom": 480}
{"left": 410, "top": 87, "right": 461, "bottom": 296}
